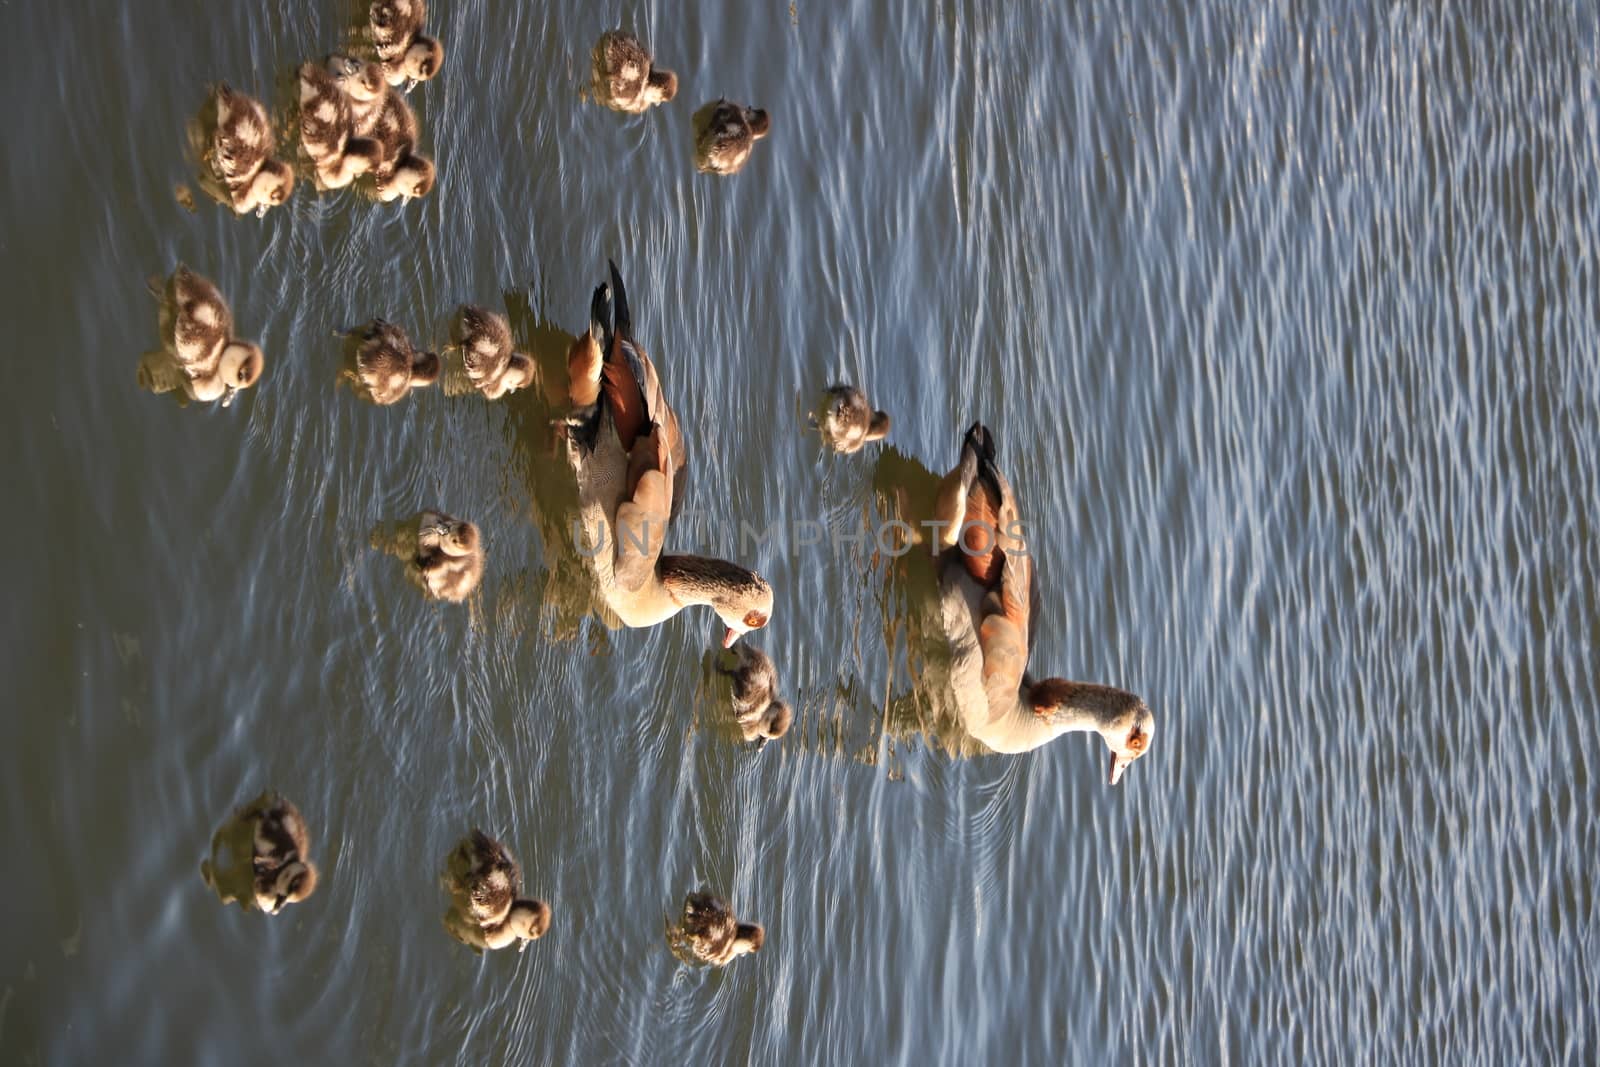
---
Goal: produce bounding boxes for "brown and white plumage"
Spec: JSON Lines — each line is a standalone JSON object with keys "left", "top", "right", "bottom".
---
{"left": 299, "top": 61, "right": 382, "bottom": 189}
{"left": 207, "top": 85, "right": 294, "bottom": 216}
{"left": 676, "top": 892, "right": 764, "bottom": 966}
{"left": 566, "top": 262, "right": 774, "bottom": 646}
{"left": 201, "top": 791, "right": 319, "bottom": 915}
{"left": 370, "top": 0, "right": 444, "bottom": 89}
{"left": 716, "top": 643, "right": 793, "bottom": 745}
{"left": 442, "top": 830, "right": 552, "bottom": 952}
{"left": 143, "top": 266, "right": 265, "bottom": 406}
{"left": 692, "top": 99, "right": 771, "bottom": 176}
{"left": 449, "top": 305, "right": 537, "bottom": 400}
{"left": 817, "top": 385, "right": 891, "bottom": 454}
{"left": 934, "top": 423, "right": 1154, "bottom": 782}
{"left": 356, "top": 86, "right": 435, "bottom": 202}
{"left": 411, "top": 510, "right": 485, "bottom": 602}
{"left": 343, "top": 318, "right": 440, "bottom": 405}
{"left": 591, "top": 31, "right": 678, "bottom": 113}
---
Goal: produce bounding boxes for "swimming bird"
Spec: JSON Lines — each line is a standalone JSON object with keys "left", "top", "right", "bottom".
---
{"left": 816, "top": 385, "right": 890, "bottom": 454}
{"left": 442, "top": 830, "right": 552, "bottom": 952}
{"left": 450, "top": 305, "right": 538, "bottom": 400}
{"left": 411, "top": 510, "right": 485, "bottom": 602}
{"left": 715, "top": 643, "right": 793, "bottom": 745}
{"left": 692, "top": 100, "right": 770, "bottom": 175}
{"left": 298, "top": 61, "right": 383, "bottom": 189}
{"left": 206, "top": 84, "right": 294, "bottom": 216}
{"left": 342, "top": 318, "right": 440, "bottom": 405}
{"left": 565, "top": 262, "right": 774, "bottom": 647}
{"left": 933, "top": 422, "right": 1153, "bottom": 782}
{"left": 353, "top": 85, "right": 434, "bottom": 202}
{"left": 247, "top": 793, "right": 320, "bottom": 914}
{"left": 590, "top": 31, "right": 678, "bottom": 113}
{"left": 676, "top": 891, "right": 764, "bottom": 966}
{"left": 143, "top": 266, "right": 264, "bottom": 406}
{"left": 369, "top": 0, "right": 444, "bottom": 91}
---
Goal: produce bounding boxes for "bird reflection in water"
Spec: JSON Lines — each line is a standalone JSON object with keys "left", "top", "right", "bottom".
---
{"left": 371, "top": 510, "right": 485, "bottom": 603}
{"left": 200, "top": 792, "right": 319, "bottom": 915}
{"left": 865, "top": 426, "right": 1154, "bottom": 783}
{"left": 441, "top": 830, "right": 551, "bottom": 953}
{"left": 666, "top": 891, "right": 764, "bottom": 968}
{"left": 137, "top": 266, "right": 264, "bottom": 409}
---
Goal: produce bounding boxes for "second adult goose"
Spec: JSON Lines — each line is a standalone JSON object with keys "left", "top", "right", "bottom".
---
{"left": 934, "top": 422, "right": 1154, "bottom": 783}
{"left": 565, "top": 261, "right": 773, "bottom": 647}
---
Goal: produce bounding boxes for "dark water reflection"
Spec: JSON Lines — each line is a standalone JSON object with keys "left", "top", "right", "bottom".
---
{"left": 2, "top": 0, "right": 1597, "bottom": 1063}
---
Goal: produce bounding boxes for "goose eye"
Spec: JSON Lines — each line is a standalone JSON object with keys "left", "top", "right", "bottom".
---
{"left": 1128, "top": 733, "right": 1144, "bottom": 751}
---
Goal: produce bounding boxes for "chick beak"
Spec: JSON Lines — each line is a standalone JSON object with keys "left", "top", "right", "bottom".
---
{"left": 255, "top": 203, "right": 269, "bottom": 219}
{"left": 221, "top": 386, "right": 237, "bottom": 408}
{"left": 404, "top": 79, "right": 418, "bottom": 94}
{"left": 722, "top": 627, "right": 739, "bottom": 649}
{"left": 1109, "top": 751, "right": 1133, "bottom": 786}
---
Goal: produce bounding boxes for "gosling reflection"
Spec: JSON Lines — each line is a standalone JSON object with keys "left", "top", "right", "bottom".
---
{"left": 339, "top": 318, "right": 440, "bottom": 405}
{"left": 373, "top": 510, "right": 485, "bottom": 602}
{"left": 590, "top": 31, "right": 677, "bottom": 113}
{"left": 449, "top": 304, "right": 539, "bottom": 400}
{"left": 369, "top": 0, "right": 445, "bottom": 92}
{"left": 713, "top": 643, "right": 793, "bottom": 747}
{"left": 441, "top": 830, "right": 552, "bottom": 953}
{"left": 564, "top": 261, "right": 774, "bottom": 647}
{"left": 692, "top": 99, "right": 771, "bottom": 175}
{"left": 200, "top": 84, "right": 294, "bottom": 217}
{"left": 668, "top": 891, "right": 764, "bottom": 967}
{"left": 200, "top": 792, "right": 320, "bottom": 915}
{"left": 813, "top": 384, "right": 891, "bottom": 454}
{"left": 138, "top": 266, "right": 264, "bottom": 407}
{"left": 931, "top": 424, "right": 1153, "bottom": 782}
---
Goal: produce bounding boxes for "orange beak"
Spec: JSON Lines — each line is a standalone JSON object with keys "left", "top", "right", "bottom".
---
{"left": 722, "top": 627, "right": 739, "bottom": 648}
{"left": 1109, "top": 751, "right": 1133, "bottom": 786}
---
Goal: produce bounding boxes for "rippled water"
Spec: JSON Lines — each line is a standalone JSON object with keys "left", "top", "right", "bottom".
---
{"left": 4, "top": 0, "right": 1597, "bottom": 1063}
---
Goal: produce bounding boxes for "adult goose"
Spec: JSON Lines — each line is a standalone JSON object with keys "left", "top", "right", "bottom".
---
{"left": 934, "top": 423, "right": 1153, "bottom": 783}
{"left": 564, "top": 261, "right": 773, "bottom": 647}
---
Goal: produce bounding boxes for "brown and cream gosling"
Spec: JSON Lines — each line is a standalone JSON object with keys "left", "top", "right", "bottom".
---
{"left": 692, "top": 100, "right": 771, "bottom": 175}
{"left": 716, "top": 643, "right": 793, "bottom": 746}
{"left": 591, "top": 31, "right": 677, "bottom": 113}
{"left": 341, "top": 318, "right": 440, "bottom": 405}
{"left": 450, "top": 305, "right": 538, "bottom": 400}
{"left": 815, "top": 385, "right": 890, "bottom": 454}
{"left": 442, "top": 829, "right": 552, "bottom": 952}
{"left": 141, "top": 266, "right": 264, "bottom": 406}
{"left": 412, "top": 510, "right": 485, "bottom": 602}
{"left": 200, "top": 791, "right": 319, "bottom": 915}
{"left": 369, "top": 0, "right": 445, "bottom": 91}
{"left": 206, "top": 84, "right": 294, "bottom": 217}
{"left": 676, "top": 891, "right": 764, "bottom": 966}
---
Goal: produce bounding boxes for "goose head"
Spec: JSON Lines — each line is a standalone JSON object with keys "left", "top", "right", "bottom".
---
{"left": 436, "top": 519, "right": 480, "bottom": 556}
{"left": 255, "top": 860, "right": 319, "bottom": 914}
{"left": 328, "top": 54, "right": 385, "bottom": 102}
{"left": 498, "top": 352, "right": 538, "bottom": 395}
{"left": 238, "top": 160, "right": 295, "bottom": 217}
{"left": 1031, "top": 679, "right": 1154, "bottom": 785}
{"left": 731, "top": 922, "right": 765, "bottom": 958}
{"left": 218, "top": 341, "right": 265, "bottom": 406}
{"left": 642, "top": 68, "right": 678, "bottom": 106}
{"left": 399, "top": 36, "right": 445, "bottom": 91}
{"left": 503, "top": 899, "right": 552, "bottom": 949}
{"left": 715, "top": 577, "right": 773, "bottom": 648}
{"left": 377, "top": 153, "right": 436, "bottom": 202}
{"left": 752, "top": 700, "right": 792, "bottom": 746}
